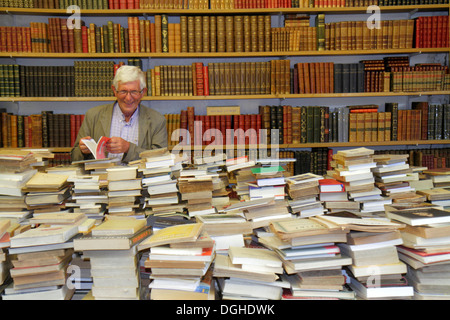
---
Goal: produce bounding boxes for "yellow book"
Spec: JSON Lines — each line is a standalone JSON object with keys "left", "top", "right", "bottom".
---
{"left": 138, "top": 223, "right": 203, "bottom": 250}
{"left": 91, "top": 217, "right": 146, "bottom": 237}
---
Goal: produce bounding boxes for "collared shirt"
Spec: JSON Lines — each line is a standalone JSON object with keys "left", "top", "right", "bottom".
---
{"left": 109, "top": 102, "right": 140, "bottom": 161}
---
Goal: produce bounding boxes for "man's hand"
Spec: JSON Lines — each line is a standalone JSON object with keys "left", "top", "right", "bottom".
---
{"left": 79, "top": 136, "right": 92, "bottom": 154}
{"left": 106, "top": 136, "right": 130, "bottom": 154}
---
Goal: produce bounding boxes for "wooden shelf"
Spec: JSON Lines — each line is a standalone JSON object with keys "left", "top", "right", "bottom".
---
{"left": 0, "top": 5, "right": 448, "bottom": 16}
{"left": 172, "top": 140, "right": 450, "bottom": 150}
{"left": 5, "top": 140, "right": 450, "bottom": 153}
{"left": 1, "top": 47, "right": 448, "bottom": 59}
{"left": 1, "top": 91, "right": 448, "bottom": 102}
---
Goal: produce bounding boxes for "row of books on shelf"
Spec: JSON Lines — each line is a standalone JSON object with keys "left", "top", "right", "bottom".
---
{"left": 273, "top": 17, "right": 449, "bottom": 52}
{"left": 0, "top": 111, "right": 84, "bottom": 148}
{"left": 171, "top": 102, "right": 450, "bottom": 146}
{"left": 1, "top": 14, "right": 448, "bottom": 54}
{"left": 1, "top": 101, "right": 448, "bottom": 150}
{"left": 2, "top": 58, "right": 448, "bottom": 98}
{"left": 1, "top": 0, "right": 448, "bottom": 9}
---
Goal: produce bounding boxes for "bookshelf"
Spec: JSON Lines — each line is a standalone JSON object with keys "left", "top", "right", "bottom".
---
{"left": 0, "top": 4, "right": 448, "bottom": 15}
{"left": 0, "top": 3, "right": 449, "bottom": 158}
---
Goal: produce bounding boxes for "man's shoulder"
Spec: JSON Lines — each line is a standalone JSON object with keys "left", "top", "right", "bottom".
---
{"left": 86, "top": 103, "right": 114, "bottom": 116}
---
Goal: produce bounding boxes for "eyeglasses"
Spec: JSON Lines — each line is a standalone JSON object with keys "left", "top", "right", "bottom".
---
{"left": 116, "top": 90, "right": 144, "bottom": 98}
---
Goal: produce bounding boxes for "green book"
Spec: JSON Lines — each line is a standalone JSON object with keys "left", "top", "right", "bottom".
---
{"left": 161, "top": 14, "right": 169, "bottom": 53}
{"left": 251, "top": 166, "right": 285, "bottom": 175}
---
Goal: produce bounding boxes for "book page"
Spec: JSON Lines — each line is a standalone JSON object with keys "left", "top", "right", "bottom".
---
{"left": 81, "top": 136, "right": 111, "bottom": 159}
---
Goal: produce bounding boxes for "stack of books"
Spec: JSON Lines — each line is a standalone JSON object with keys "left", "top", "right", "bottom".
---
{"left": 214, "top": 246, "right": 286, "bottom": 300}
{"left": 424, "top": 168, "right": 450, "bottom": 189}
{"left": 139, "top": 148, "right": 182, "bottom": 215}
{"left": 23, "top": 172, "right": 71, "bottom": 216}
{"left": 417, "top": 188, "right": 450, "bottom": 209}
{"left": 285, "top": 173, "right": 324, "bottom": 217}
{"left": 68, "top": 252, "right": 93, "bottom": 300}
{"left": 317, "top": 214, "right": 412, "bottom": 300}
{"left": 248, "top": 165, "right": 286, "bottom": 202}
{"left": 3, "top": 213, "right": 84, "bottom": 300}
{"left": 106, "top": 166, "right": 142, "bottom": 216}
{"left": 195, "top": 214, "right": 253, "bottom": 253}
{"left": 265, "top": 217, "right": 352, "bottom": 299}
{"left": 386, "top": 207, "right": 450, "bottom": 299}
{"left": 0, "top": 220, "right": 12, "bottom": 288}
{"left": 226, "top": 156, "right": 258, "bottom": 201}
{"left": 195, "top": 153, "right": 230, "bottom": 211}
{"left": 331, "top": 147, "right": 384, "bottom": 215}
{"left": 319, "top": 178, "right": 349, "bottom": 212}
{"left": 373, "top": 153, "right": 420, "bottom": 204}
{"left": 0, "top": 151, "right": 37, "bottom": 224}
{"left": 225, "top": 197, "right": 289, "bottom": 231}
{"left": 138, "top": 223, "right": 215, "bottom": 300}
{"left": 74, "top": 217, "right": 151, "bottom": 300}
{"left": 178, "top": 168, "right": 216, "bottom": 218}
{"left": 67, "top": 174, "right": 107, "bottom": 223}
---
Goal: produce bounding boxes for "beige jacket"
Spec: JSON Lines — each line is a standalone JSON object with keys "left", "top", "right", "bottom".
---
{"left": 71, "top": 103, "right": 168, "bottom": 163}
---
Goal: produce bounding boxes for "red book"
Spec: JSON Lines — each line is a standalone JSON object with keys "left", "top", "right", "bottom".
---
{"left": 119, "top": 0, "right": 127, "bottom": 9}
{"left": 318, "top": 179, "right": 345, "bottom": 192}
{"left": 127, "top": 0, "right": 134, "bottom": 8}
{"left": 108, "top": 0, "right": 114, "bottom": 8}
{"left": 195, "top": 62, "right": 204, "bottom": 96}
{"left": 203, "top": 66, "right": 209, "bottom": 96}
{"left": 81, "top": 26, "right": 88, "bottom": 53}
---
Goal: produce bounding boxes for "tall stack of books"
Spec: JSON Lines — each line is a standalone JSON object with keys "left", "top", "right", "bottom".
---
{"left": 106, "top": 166, "right": 142, "bottom": 217}
{"left": 373, "top": 153, "right": 420, "bottom": 205}
{"left": 178, "top": 168, "right": 216, "bottom": 218}
{"left": 3, "top": 213, "right": 84, "bottom": 300}
{"left": 385, "top": 207, "right": 450, "bottom": 299}
{"left": 317, "top": 214, "right": 412, "bottom": 299}
{"left": 139, "top": 149, "right": 183, "bottom": 218}
{"left": 285, "top": 173, "right": 325, "bottom": 217}
{"left": 331, "top": 147, "right": 380, "bottom": 215}
{"left": 73, "top": 217, "right": 151, "bottom": 300}
{"left": 319, "top": 178, "right": 349, "bottom": 213}
{"left": 264, "top": 217, "right": 352, "bottom": 299}
{"left": 247, "top": 165, "right": 286, "bottom": 202}
{"left": 226, "top": 156, "right": 258, "bottom": 201}
{"left": 138, "top": 223, "right": 216, "bottom": 300}
{"left": 194, "top": 154, "right": 230, "bottom": 212}
{"left": 214, "top": 246, "right": 286, "bottom": 300}
{"left": 67, "top": 174, "right": 106, "bottom": 224}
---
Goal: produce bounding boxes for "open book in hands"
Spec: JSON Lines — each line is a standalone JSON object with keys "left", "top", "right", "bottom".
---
{"left": 81, "top": 136, "right": 111, "bottom": 159}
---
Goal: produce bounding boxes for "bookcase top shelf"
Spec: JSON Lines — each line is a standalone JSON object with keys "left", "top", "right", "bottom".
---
{"left": 1, "top": 91, "right": 448, "bottom": 102}
{"left": 5, "top": 140, "right": 450, "bottom": 154}
{"left": 0, "top": 5, "right": 448, "bottom": 16}
{"left": 0, "top": 48, "right": 448, "bottom": 59}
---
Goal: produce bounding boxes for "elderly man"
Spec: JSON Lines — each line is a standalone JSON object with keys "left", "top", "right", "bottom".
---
{"left": 71, "top": 65, "right": 168, "bottom": 163}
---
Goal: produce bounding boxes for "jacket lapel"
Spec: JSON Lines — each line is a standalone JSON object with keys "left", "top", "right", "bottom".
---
{"left": 138, "top": 104, "right": 150, "bottom": 147}
{"left": 98, "top": 103, "right": 114, "bottom": 137}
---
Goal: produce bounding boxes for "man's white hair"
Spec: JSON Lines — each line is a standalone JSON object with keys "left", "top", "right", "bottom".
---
{"left": 112, "top": 65, "right": 146, "bottom": 90}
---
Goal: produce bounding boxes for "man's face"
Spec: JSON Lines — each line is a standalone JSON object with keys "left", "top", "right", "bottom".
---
{"left": 112, "top": 80, "right": 146, "bottom": 117}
